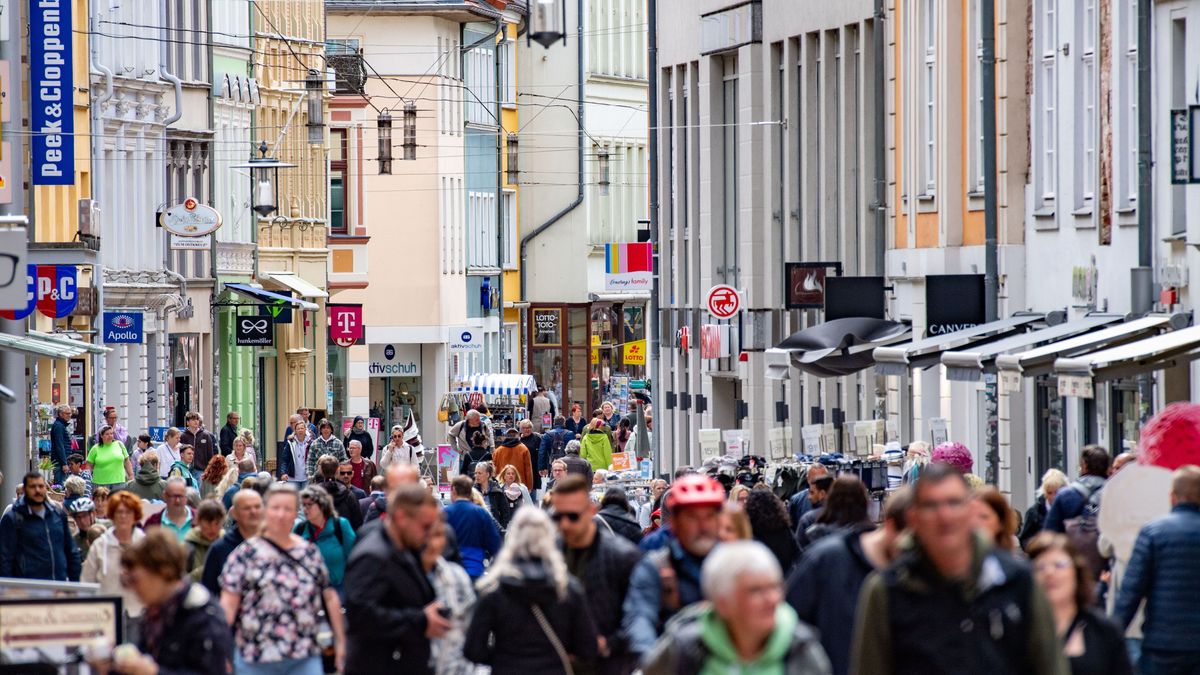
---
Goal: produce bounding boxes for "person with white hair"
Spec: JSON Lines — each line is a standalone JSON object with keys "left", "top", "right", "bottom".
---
{"left": 448, "top": 409, "right": 495, "bottom": 457}
{"left": 463, "top": 507, "right": 599, "bottom": 674}
{"left": 1019, "top": 468, "right": 1069, "bottom": 549}
{"left": 643, "top": 540, "right": 832, "bottom": 674}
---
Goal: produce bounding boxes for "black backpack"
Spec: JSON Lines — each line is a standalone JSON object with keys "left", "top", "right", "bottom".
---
{"left": 1064, "top": 480, "right": 1106, "bottom": 577}
{"left": 549, "top": 430, "right": 569, "bottom": 462}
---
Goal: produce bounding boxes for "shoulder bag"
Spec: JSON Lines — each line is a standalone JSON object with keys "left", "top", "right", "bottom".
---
{"left": 530, "top": 602, "right": 574, "bottom": 675}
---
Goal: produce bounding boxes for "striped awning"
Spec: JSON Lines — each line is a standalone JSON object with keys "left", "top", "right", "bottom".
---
{"left": 456, "top": 373, "right": 537, "bottom": 397}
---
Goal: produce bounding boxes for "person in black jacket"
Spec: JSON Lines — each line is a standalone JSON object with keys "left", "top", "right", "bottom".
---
{"left": 218, "top": 411, "right": 240, "bottom": 457}
{"left": 343, "top": 415, "right": 376, "bottom": 464}
{"left": 745, "top": 488, "right": 801, "bottom": 574}
{"left": 465, "top": 507, "right": 599, "bottom": 675}
{"left": 552, "top": 477, "right": 641, "bottom": 675}
{"left": 797, "top": 475, "right": 871, "bottom": 551}
{"left": 344, "top": 485, "right": 450, "bottom": 675}
{"left": 474, "top": 461, "right": 513, "bottom": 531}
{"left": 113, "top": 528, "right": 232, "bottom": 675}
{"left": 314, "top": 455, "right": 363, "bottom": 530}
{"left": 597, "top": 487, "right": 643, "bottom": 545}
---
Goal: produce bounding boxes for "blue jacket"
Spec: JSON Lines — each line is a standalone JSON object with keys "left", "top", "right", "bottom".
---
{"left": 1042, "top": 475, "right": 1105, "bottom": 533}
{"left": 639, "top": 524, "right": 672, "bottom": 552}
{"left": 0, "top": 496, "right": 82, "bottom": 581}
{"left": 1115, "top": 503, "right": 1200, "bottom": 652}
{"left": 444, "top": 499, "right": 501, "bottom": 578}
{"left": 537, "top": 426, "right": 576, "bottom": 473}
{"left": 222, "top": 473, "right": 258, "bottom": 509}
{"left": 787, "top": 489, "right": 817, "bottom": 526}
{"left": 50, "top": 416, "right": 71, "bottom": 467}
{"left": 295, "top": 516, "right": 357, "bottom": 587}
{"left": 201, "top": 527, "right": 245, "bottom": 595}
{"left": 276, "top": 440, "right": 297, "bottom": 481}
{"left": 622, "top": 536, "right": 704, "bottom": 657}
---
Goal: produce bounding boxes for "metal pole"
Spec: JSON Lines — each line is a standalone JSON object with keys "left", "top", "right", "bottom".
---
{"left": 873, "top": 0, "right": 886, "bottom": 277}
{"left": 1132, "top": 0, "right": 1154, "bottom": 312}
{"left": 647, "top": 0, "right": 661, "bottom": 472}
{"left": 495, "top": 18, "right": 505, "bottom": 373}
{"left": 981, "top": 0, "right": 1000, "bottom": 483}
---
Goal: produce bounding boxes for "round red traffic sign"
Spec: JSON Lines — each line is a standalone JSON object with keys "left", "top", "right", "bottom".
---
{"left": 706, "top": 284, "right": 741, "bottom": 318}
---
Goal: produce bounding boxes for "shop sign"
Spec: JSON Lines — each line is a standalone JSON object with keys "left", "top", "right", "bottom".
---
{"left": 698, "top": 428, "right": 722, "bottom": 461}
{"left": 784, "top": 262, "right": 842, "bottom": 309}
{"left": 723, "top": 429, "right": 750, "bottom": 457}
{"left": 448, "top": 326, "right": 484, "bottom": 353}
{"left": 929, "top": 417, "right": 949, "bottom": 446}
{"left": 259, "top": 290, "right": 292, "bottom": 325}
{"left": 0, "top": 230, "right": 25, "bottom": 311}
{"left": 623, "top": 339, "right": 647, "bottom": 365}
{"left": 801, "top": 425, "right": 823, "bottom": 455}
{"left": 148, "top": 426, "right": 169, "bottom": 443}
{"left": 235, "top": 315, "right": 273, "bottom": 347}
{"left": 329, "top": 304, "right": 364, "bottom": 348}
{"left": 1171, "top": 109, "right": 1191, "bottom": 184}
{"left": 706, "top": 284, "right": 741, "bottom": 319}
{"left": 158, "top": 198, "right": 223, "bottom": 237}
{"left": 0, "top": 264, "right": 34, "bottom": 320}
{"left": 604, "top": 242, "right": 653, "bottom": 290}
{"left": 532, "top": 309, "right": 560, "bottom": 345}
{"left": 35, "top": 264, "right": 77, "bottom": 318}
{"left": 368, "top": 343, "right": 421, "bottom": 377}
{"left": 1058, "top": 374, "right": 1095, "bottom": 399}
{"left": 0, "top": 598, "right": 120, "bottom": 655}
{"left": 102, "top": 311, "right": 143, "bottom": 344}
{"left": 925, "top": 274, "right": 985, "bottom": 336}
{"left": 30, "top": 0, "right": 74, "bottom": 186}
{"left": 170, "top": 234, "right": 209, "bottom": 250}
{"left": 825, "top": 276, "right": 886, "bottom": 321}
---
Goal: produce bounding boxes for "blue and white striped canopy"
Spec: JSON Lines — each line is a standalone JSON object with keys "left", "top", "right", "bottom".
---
{"left": 456, "top": 373, "right": 537, "bottom": 397}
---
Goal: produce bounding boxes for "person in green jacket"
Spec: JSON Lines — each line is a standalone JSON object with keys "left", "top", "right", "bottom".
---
{"left": 166, "top": 445, "right": 200, "bottom": 490}
{"left": 643, "top": 539, "right": 831, "bottom": 674}
{"left": 295, "top": 486, "right": 357, "bottom": 597}
{"left": 580, "top": 417, "right": 615, "bottom": 471}
{"left": 184, "top": 499, "right": 226, "bottom": 582}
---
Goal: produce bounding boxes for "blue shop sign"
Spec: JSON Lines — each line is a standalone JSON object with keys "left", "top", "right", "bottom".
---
{"left": 30, "top": 0, "right": 74, "bottom": 186}
{"left": 103, "top": 311, "right": 143, "bottom": 344}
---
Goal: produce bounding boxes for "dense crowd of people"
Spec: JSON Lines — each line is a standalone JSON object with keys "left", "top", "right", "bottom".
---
{"left": 1, "top": 400, "right": 1197, "bottom": 674}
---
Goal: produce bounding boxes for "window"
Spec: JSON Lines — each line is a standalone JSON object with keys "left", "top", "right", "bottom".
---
{"left": 464, "top": 44, "right": 495, "bottom": 126}
{"left": 1076, "top": 0, "right": 1097, "bottom": 208}
{"left": 330, "top": 128, "right": 349, "bottom": 234}
{"left": 467, "top": 190, "right": 497, "bottom": 269}
{"left": 1116, "top": 0, "right": 1138, "bottom": 209}
{"left": 920, "top": 0, "right": 937, "bottom": 196}
{"left": 721, "top": 57, "right": 739, "bottom": 286}
{"left": 498, "top": 39, "right": 516, "bottom": 107}
{"left": 1035, "top": 0, "right": 1058, "bottom": 206}
{"left": 967, "top": 0, "right": 984, "bottom": 194}
{"left": 502, "top": 189, "right": 517, "bottom": 269}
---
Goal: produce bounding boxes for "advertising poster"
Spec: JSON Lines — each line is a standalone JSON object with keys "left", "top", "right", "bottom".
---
{"left": 436, "top": 444, "right": 459, "bottom": 487}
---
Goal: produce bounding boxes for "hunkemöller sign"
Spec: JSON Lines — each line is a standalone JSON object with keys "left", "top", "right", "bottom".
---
{"left": 30, "top": 0, "right": 73, "bottom": 186}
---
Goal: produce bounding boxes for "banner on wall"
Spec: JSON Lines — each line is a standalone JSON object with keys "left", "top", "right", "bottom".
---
{"left": 604, "top": 243, "right": 653, "bottom": 290}
{"left": 29, "top": 0, "right": 74, "bottom": 185}
{"left": 35, "top": 265, "right": 78, "bottom": 318}
{"left": 0, "top": 264, "right": 35, "bottom": 320}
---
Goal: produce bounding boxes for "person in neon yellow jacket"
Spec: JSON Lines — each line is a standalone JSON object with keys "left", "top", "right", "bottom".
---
{"left": 580, "top": 417, "right": 615, "bottom": 471}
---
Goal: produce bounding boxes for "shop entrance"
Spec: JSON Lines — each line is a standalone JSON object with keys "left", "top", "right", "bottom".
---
{"left": 370, "top": 375, "right": 422, "bottom": 434}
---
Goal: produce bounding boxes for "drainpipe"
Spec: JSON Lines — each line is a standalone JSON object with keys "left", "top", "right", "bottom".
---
{"left": 90, "top": 14, "right": 114, "bottom": 109}
{"left": 872, "top": 0, "right": 886, "bottom": 278}
{"left": 161, "top": 66, "right": 183, "bottom": 127}
{"left": 982, "top": 0, "right": 999, "bottom": 323}
{"left": 1132, "top": 0, "right": 1154, "bottom": 315}
{"left": 647, "top": 0, "right": 660, "bottom": 469}
{"left": 519, "top": 0, "right": 586, "bottom": 300}
{"left": 496, "top": 17, "right": 505, "bottom": 372}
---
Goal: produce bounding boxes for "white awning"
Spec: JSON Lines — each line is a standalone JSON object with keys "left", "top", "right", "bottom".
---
{"left": 0, "top": 331, "right": 111, "bottom": 358}
{"left": 1055, "top": 324, "right": 1200, "bottom": 383}
{"left": 941, "top": 314, "right": 1123, "bottom": 382}
{"left": 995, "top": 315, "right": 1172, "bottom": 377}
{"left": 261, "top": 272, "right": 329, "bottom": 299}
{"left": 456, "top": 373, "right": 537, "bottom": 397}
{"left": 873, "top": 314, "right": 1043, "bottom": 376}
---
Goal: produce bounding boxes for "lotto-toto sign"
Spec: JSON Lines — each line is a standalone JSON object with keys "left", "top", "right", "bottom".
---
{"left": 623, "top": 339, "right": 647, "bottom": 366}
{"left": 706, "top": 284, "right": 741, "bottom": 319}
{"left": 102, "top": 311, "right": 143, "bottom": 344}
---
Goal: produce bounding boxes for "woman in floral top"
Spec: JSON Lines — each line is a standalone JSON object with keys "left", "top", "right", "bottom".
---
{"left": 219, "top": 483, "right": 346, "bottom": 674}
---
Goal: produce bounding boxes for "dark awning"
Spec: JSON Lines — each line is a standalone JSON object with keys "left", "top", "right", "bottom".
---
{"left": 873, "top": 313, "right": 1043, "bottom": 376}
{"left": 768, "top": 318, "right": 911, "bottom": 378}
{"left": 224, "top": 283, "right": 319, "bottom": 311}
{"left": 941, "top": 314, "right": 1124, "bottom": 382}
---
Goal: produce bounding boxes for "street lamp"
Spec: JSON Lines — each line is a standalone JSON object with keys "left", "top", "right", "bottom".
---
{"left": 597, "top": 147, "right": 610, "bottom": 197}
{"left": 529, "top": 0, "right": 566, "bottom": 49}
{"left": 233, "top": 141, "right": 297, "bottom": 218}
{"left": 402, "top": 101, "right": 417, "bottom": 161}
{"left": 507, "top": 133, "right": 519, "bottom": 184}
{"left": 378, "top": 111, "right": 393, "bottom": 174}
{"left": 306, "top": 69, "right": 325, "bottom": 146}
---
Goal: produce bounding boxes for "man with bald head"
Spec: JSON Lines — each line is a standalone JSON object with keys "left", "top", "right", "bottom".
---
{"left": 201, "top": 489, "right": 264, "bottom": 594}
{"left": 447, "top": 409, "right": 494, "bottom": 456}
{"left": 788, "top": 463, "right": 830, "bottom": 524}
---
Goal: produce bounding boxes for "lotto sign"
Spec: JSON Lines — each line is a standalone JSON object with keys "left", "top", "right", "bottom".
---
{"left": 36, "top": 264, "right": 77, "bottom": 318}
{"left": 706, "top": 284, "right": 741, "bottom": 318}
{"left": 623, "top": 339, "right": 647, "bottom": 366}
{"left": 328, "top": 304, "right": 364, "bottom": 348}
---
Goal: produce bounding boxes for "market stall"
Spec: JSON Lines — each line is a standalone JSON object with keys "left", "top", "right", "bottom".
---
{"left": 452, "top": 373, "right": 536, "bottom": 436}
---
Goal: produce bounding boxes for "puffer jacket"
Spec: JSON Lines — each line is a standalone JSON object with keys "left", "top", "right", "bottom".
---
{"left": 0, "top": 496, "right": 81, "bottom": 581}
{"left": 80, "top": 528, "right": 145, "bottom": 616}
{"left": 1114, "top": 503, "right": 1200, "bottom": 652}
{"left": 560, "top": 525, "right": 642, "bottom": 675}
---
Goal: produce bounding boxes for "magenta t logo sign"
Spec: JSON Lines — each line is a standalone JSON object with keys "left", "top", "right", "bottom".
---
{"left": 329, "top": 304, "right": 364, "bottom": 348}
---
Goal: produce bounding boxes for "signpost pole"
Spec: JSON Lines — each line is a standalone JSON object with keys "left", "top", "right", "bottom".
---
{"left": 0, "top": 0, "right": 27, "bottom": 490}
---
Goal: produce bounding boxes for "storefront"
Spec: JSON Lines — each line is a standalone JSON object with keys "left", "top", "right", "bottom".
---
{"left": 367, "top": 342, "right": 423, "bottom": 432}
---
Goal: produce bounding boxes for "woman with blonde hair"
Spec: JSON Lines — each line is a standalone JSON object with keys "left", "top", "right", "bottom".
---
{"left": 229, "top": 435, "right": 257, "bottom": 473}
{"left": 498, "top": 464, "right": 532, "bottom": 511}
{"left": 1020, "top": 468, "right": 1069, "bottom": 549}
{"left": 727, "top": 483, "right": 751, "bottom": 506}
{"left": 718, "top": 502, "right": 752, "bottom": 542}
{"left": 464, "top": 508, "right": 598, "bottom": 674}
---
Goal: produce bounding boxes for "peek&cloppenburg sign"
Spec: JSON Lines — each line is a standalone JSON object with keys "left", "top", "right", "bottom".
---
{"left": 31, "top": 0, "right": 73, "bottom": 186}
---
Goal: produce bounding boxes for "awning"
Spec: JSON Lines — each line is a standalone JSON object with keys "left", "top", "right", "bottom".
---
{"left": 995, "top": 315, "right": 1173, "bottom": 377}
{"left": 225, "top": 283, "right": 319, "bottom": 312}
{"left": 769, "top": 318, "right": 911, "bottom": 378}
{"left": 456, "top": 373, "right": 537, "bottom": 397}
{"left": 941, "top": 314, "right": 1124, "bottom": 382}
{"left": 1055, "top": 324, "right": 1200, "bottom": 385}
{"left": 873, "top": 313, "right": 1043, "bottom": 376}
{"left": 0, "top": 331, "right": 111, "bottom": 358}
{"left": 261, "top": 271, "right": 329, "bottom": 299}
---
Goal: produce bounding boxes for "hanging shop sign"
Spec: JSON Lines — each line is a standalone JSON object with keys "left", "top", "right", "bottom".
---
{"left": 925, "top": 274, "right": 985, "bottom": 336}
{"left": 1172, "top": 109, "right": 1192, "bottom": 184}
{"left": 700, "top": 324, "right": 730, "bottom": 359}
{"left": 35, "top": 264, "right": 77, "bottom": 318}
{"left": 706, "top": 284, "right": 741, "bottom": 319}
{"left": 604, "top": 242, "right": 653, "bottom": 291}
{"left": 677, "top": 325, "right": 690, "bottom": 351}
{"left": 623, "top": 339, "right": 647, "bottom": 366}
{"left": 259, "top": 289, "right": 293, "bottom": 324}
{"left": 235, "top": 315, "right": 273, "bottom": 347}
{"left": 328, "top": 304, "right": 364, "bottom": 348}
{"left": 784, "top": 262, "right": 842, "bottom": 309}
{"left": 0, "top": 264, "right": 34, "bottom": 320}
{"left": 158, "top": 198, "right": 223, "bottom": 237}
{"left": 0, "top": 229, "right": 27, "bottom": 310}
{"left": 825, "top": 276, "right": 886, "bottom": 321}
{"left": 368, "top": 343, "right": 421, "bottom": 377}
{"left": 102, "top": 311, "right": 143, "bottom": 344}
{"left": 170, "top": 234, "right": 210, "bottom": 250}
{"left": 30, "top": 0, "right": 74, "bottom": 186}
{"left": 448, "top": 326, "right": 484, "bottom": 353}
{"left": 532, "top": 308, "right": 560, "bottom": 346}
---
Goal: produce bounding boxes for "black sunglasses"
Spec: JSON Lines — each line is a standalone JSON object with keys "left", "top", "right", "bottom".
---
{"left": 550, "top": 511, "right": 583, "bottom": 523}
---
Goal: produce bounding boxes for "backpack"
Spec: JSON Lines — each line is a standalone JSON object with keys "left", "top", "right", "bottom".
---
{"left": 549, "top": 430, "right": 569, "bottom": 463}
{"left": 1064, "top": 479, "right": 1105, "bottom": 577}
{"left": 295, "top": 517, "right": 344, "bottom": 546}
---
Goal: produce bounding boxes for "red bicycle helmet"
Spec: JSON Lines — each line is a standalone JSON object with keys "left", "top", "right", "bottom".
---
{"left": 666, "top": 475, "right": 725, "bottom": 510}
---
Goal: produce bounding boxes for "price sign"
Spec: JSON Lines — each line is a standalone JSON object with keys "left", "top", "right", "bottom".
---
{"left": 1058, "top": 374, "right": 1095, "bottom": 399}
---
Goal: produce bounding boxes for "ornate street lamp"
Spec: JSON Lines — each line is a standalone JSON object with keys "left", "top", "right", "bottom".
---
{"left": 402, "top": 101, "right": 417, "bottom": 160}
{"left": 507, "top": 133, "right": 519, "bottom": 184}
{"left": 306, "top": 69, "right": 325, "bottom": 146}
{"left": 378, "top": 111, "right": 393, "bottom": 174}
{"left": 529, "top": 0, "right": 567, "bottom": 49}
{"left": 233, "top": 141, "right": 297, "bottom": 218}
{"left": 597, "top": 147, "right": 611, "bottom": 197}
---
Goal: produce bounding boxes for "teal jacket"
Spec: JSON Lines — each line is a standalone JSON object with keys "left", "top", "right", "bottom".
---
{"left": 294, "top": 516, "right": 356, "bottom": 587}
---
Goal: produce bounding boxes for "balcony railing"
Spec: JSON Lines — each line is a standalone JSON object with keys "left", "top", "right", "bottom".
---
{"left": 328, "top": 51, "right": 366, "bottom": 95}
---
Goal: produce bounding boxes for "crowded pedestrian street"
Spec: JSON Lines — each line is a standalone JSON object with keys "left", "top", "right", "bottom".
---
{"left": 3, "top": 0, "right": 1200, "bottom": 673}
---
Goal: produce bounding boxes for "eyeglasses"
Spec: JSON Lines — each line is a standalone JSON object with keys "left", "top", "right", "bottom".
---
{"left": 1034, "top": 559, "right": 1072, "bottom": 574}
{"left": 301, "top": 500, "right": 315, "bottom": 508}
{"left": 550, "top": 510, "right": 583, "bottom": 523}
